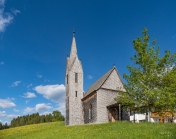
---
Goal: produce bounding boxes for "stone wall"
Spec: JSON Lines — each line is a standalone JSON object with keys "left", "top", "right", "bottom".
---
{"left": 82, "top": 92, "right": 97, "bottom": 124}
{"left": 96, "top": 88, "right": 119, "bottom": 123}
{"left": 66, "top": 57, "right": 84, "bottom": 125}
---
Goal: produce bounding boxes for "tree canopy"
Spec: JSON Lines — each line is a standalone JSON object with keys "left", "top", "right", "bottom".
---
{"left": 115, "top": 28, "right": 176, "bottom": 117}
{"left": 10, "top": 110, "right": 64, "bottom": 128}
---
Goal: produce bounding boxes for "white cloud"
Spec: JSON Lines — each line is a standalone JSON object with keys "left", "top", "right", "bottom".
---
{"left": 54, "top": 103, "right": 65, "bottom": 116}
{"left": 22, "top": 92, "right": 36, "bottom": 98}
{"left": 23, "top": 107, "right": 34, "bottom": 114}
{"left": 0, "top": 0, "right": 5, "bottom": 6}
{"left": 13, "top": 109, "right": 19, "bottom": 112}
{"left": 23, "top": 103, "right": 52, "bottom": 114}
{"left": 27, "top": 83, "right": 33, "bottom": 88}
{"left": 25, "top": 100, "right": 30, "bottom": 104}
{"left": 11, "top": 80, "right": 21, "bottom": 87}
{"left": 0, "top": 111, "right": 18, "bottom": 120}
{"left": 34, "top": 84, "right": 65, "bottom": 103}
{"left": 37, "top": 74, "right": 43, "bottom": 78}
{"left": 0, "top": 61, "right": 4, "bottom": 65}
{"left": 0, "top": 111, "right": 6, "bottom": 116}
{"left": 87, "top": 75, "right": 93, "bottom": 79}
{"left": 0, "top": 98, "right": 16, "bottom": 108}
{"left": 0, "top": 0, "right": 14, "bottom": 32}
{"left": 11, "top": 9, "right": 20, "bottom": 15}
{"left": 35, "top": 103, "right": 52, "bottom": 112}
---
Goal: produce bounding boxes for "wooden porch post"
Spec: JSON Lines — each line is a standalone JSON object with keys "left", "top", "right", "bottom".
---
{"left": 119, "top": 104, "right": 121, "bottom": 121}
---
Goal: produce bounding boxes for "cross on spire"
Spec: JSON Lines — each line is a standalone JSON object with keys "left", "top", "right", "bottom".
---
{"left": 73, "top": 29, "right": 75, "bottom": 37}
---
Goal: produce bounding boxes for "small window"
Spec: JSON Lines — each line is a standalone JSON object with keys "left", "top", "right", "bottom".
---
{"left": 89, "top": 104, "right": 92, "bottom": 119}
{"left": 75, "top": 91, "right": 77, "bottom": 97}
{"left": 75, "top": 73, "right": 78, "bottom": 83}
{"left": 67, "top": 74, "right": 68, "bottom": 84}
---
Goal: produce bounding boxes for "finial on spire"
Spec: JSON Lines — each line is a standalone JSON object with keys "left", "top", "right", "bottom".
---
{"left": 113, "top": 62, "right": 116, "bottom": 67}
{"left": 73, "top": 29, "right": 75, "bottom": 37}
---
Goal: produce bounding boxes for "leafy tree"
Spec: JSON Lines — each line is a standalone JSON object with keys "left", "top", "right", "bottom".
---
{"left": 52, "top": 110, "right": 65, "bottom": 121}
{"left": 9, "top": 110, "right": 65, "bottom": 129}
{"left": 0, "top": 122, "right": 3, "bottom": 130}
{"left": 115, "top": 28, "right": 176, "bottom": 121}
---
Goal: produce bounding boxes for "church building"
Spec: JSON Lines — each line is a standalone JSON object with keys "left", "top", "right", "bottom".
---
{"left": 65, "top": 33, "right": 129, "bottom": 126}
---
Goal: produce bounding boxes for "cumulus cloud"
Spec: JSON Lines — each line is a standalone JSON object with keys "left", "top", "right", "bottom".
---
{"left": 34, "top": 84, "right": 65, "bottom": 103}
{"left": 11, "top": 9, "right": 20, "bottom": 15}
{"left": 54, "top": 103, "right": 65, "bottom": 116}
{"left": 23, "top": 107, "right": 34, "bottom": 114}
{"left": 0, "top": 0, "right": 5, "bottom": 6}
{"left": 25, "top": 100, "right": 30, "bottom": 104}
{"left": 11, "top": 81, "right": 21, "bottom": 87}
{"left": 22, "top": 92, "right": 36, "bottom": 98}
{"left": 27, "top": 83, "right": 33, "bottom": 88}
{"left": 0, "top": 0, "right": 14, "bottom": 32}
{"left": 0, "top": 98, "right": 16, "bottom": 108}
{"left": 0, "top": 61, "right": 4, "bottom": 65}
{"left": 37, "top": 74, "right": 43, "bottom": 78}
{"left": 35, "top": 103, "right": 52, "bottom": 112}
{"left": 23, "top": 103, "right": 52, "bottom": 114}
{"left": 0, "top": 111, "right": 6, "bottom": 116}
{"left": 13, "top": 109, "right": 19, "bottom": 112}
{"left": 0, "top": 111, "right": 18, "bottom": 120}
{"left": 87, "top": 75, "right": 93, "bottom": 79}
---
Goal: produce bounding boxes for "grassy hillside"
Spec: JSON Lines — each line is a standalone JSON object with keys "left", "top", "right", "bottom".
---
{"left": 0, "top": 121, "right": 176, "bottom": 139}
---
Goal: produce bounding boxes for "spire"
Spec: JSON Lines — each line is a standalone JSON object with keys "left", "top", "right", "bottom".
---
{"left": 70, "top": 30, "right": 78, "bottom": 59}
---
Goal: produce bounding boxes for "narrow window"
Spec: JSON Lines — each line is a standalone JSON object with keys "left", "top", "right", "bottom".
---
{"left": 75, "top": 91, "right": 77, "bottom": 97}
{"left": 75, "top": 73, "right": 78, "bottom": 83}
{"left": 89, "top": 104, "right": 92, "bottom": 119}
{"left": 67, "top": 74, "right": 68, "bottom": 84}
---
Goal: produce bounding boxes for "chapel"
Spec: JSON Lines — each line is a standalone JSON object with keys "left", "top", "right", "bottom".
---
{"left": 65, "top": 33, "right": 129, "bottom": 125}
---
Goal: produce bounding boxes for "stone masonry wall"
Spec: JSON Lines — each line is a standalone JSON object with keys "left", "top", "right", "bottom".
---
{"left": 82, "top": 92, "right": 97, "bottom": 124}
{"left": 96, "top": 89, "right": 119, "bottom": 123}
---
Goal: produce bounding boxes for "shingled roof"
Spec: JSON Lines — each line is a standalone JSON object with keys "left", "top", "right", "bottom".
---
{"left": 83, "top": 66, "right": 116, "bottom": 99}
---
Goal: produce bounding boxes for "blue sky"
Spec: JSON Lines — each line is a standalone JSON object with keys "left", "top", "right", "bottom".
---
{"left": 0, "top": 0, "right": 176, "bottom": 124}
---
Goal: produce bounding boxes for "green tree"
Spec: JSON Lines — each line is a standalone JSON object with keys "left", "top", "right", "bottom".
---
{"left": 0, "top": 122, "right": 3, "bottom": 130}
{"left": 52, "top": 110, "right": 65, "bottom": 122}
{"left": 115, "top": 28, "right": 176, "bottom": 121}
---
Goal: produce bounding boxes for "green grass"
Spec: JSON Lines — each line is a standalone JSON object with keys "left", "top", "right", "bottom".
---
{"left": 0, "top": 121, "right": 176, "bottom": 139}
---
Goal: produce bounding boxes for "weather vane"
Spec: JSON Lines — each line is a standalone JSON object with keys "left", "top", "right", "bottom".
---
{"left": 73, "top": 29, "right": 75, "bottom": 37}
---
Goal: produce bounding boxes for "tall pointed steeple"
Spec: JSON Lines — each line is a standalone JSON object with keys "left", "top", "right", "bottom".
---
{"left": 70, "top": 31, "right": 78, "bottom": 59}
{"left": 65, "top": 31, "right": 84, "bottom": 126}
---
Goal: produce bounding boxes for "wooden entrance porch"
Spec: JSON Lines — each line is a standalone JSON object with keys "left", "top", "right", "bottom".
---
{"left": 107, "top": 103, "right": 122, "bottom": 122}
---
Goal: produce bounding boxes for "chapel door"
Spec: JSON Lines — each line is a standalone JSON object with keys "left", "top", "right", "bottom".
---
{"left": 111, "top": 109, "right": 117, "bottom": 122}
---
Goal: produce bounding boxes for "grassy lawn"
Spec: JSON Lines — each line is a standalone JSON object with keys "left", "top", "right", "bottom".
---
{"left": 0, "top": 121, "right": 176, "bottom": 139}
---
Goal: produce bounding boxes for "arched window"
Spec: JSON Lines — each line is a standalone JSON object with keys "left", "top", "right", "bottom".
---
{"left": 66, "top": 74, "right": 68, "bottom": 84}
{"left": 75, "top": 73, "right": 78, "bottom": 83}
{"left": 75, "top": 91, "right": 77, "bottom": 97}
{"left": 89, "top": 104, "right": 92, "bottom": 119}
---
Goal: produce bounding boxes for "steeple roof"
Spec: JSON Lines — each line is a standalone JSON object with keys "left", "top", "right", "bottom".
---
{"left": 70, "top": 35, "right": 77, "bottom": 59}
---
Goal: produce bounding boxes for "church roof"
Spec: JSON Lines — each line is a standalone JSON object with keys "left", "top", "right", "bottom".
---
{"left": 83, "top": 66, "right": 116, "bottom": 99}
